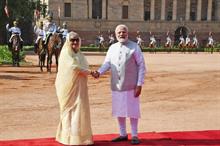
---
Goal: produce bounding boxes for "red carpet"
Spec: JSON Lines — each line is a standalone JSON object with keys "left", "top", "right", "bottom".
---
{"left": 1, "top": 130, "right": 220, "bottom": 146}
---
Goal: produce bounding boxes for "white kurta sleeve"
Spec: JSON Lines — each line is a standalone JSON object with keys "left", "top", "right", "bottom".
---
{"left": 98, "top": 49, "right": 111, "bottom": 75}
{"left": 133, "top": 45, "right": 146, "bottom": 86}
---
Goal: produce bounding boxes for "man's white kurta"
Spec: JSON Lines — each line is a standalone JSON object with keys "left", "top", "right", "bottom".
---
{"left": 98, "top": 40, "right": 146, "bottom": 119}
{"left": 112, "top": 90, "right": 140, "bottom": 118}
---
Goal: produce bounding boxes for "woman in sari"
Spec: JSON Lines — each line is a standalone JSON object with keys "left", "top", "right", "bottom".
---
{"left": 55, "top": 31, "right": 93, "bottom": 145}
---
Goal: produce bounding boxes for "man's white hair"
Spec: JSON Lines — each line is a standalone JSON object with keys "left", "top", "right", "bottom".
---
{"left": 115, "top": 24, "right": 128, "bottom": 33}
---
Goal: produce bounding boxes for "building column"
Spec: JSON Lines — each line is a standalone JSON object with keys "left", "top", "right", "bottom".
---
{"left": 172, "top": 0, "right": 177, "bottom": 21}
{"left": 161, "top": 0, "right": 166, "bottom": 20}
{"left": 87, "top": 0, "right": 89, "bottom": 18}
{"left": 89, "top": 0, "right": 92, "bottom": 19}
{"left": 207, "top": 0, "right": 213, "bottom": 21}
{"left": 185, "top": 0, "right": 191, "bottom": 20}
{"left": 106, "top": 0, "right": 108, "bottom": 19}
{"left": 196, "top": 0, "right": 202, "bottom": 21}
{"left": 150, "top": 0, "right": 155, "bottom": 20}
{"left": 215, "top": 0, "right": 220, "bottom": 20}
{"left": 102, "top": 0, "right": 106, "bottom": 19}
{"left": 57, "top": 2, "right": 62, "bottom": 19}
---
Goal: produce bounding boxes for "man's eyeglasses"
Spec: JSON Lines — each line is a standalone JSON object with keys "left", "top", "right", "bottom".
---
{"left": 70, "top": 38, "right": 79, "bottom": 42}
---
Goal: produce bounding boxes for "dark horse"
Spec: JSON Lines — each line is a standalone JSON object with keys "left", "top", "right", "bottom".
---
{"left": 36, "top": 38, "right": 46, "bottom": 72}
{"left": 190, "top": 43, "right": 199, "bottom": 53}
{"left": 164, "top": 43, "right": 172, "bottom": 53}
{"left": 149, "top": 43, "right": 156, "bottom": 53}
{"left": 10, "top": 34, "right": 21, "bottom": 67}
{"left": 178, "top": 42, "right": 186, "bottom": 53}
{"left": 46, "top": 33, "right": 62, "bottom": 72}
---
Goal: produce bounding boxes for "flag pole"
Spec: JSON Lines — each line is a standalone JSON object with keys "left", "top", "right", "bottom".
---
{"left": 58, "top": 6, "right": 61, "bottom": 26}
{"left": 4, "top": 0, "right": 9, "bottom": 18}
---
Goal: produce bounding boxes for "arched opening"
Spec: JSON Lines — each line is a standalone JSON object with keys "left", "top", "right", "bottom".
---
{"left": 174, "top": 26, "right": 189, "bottom": 45}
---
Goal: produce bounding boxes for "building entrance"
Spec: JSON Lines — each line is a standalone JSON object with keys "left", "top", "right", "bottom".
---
{"left": 174, "top": 26, "right": 189, "bottom": 45}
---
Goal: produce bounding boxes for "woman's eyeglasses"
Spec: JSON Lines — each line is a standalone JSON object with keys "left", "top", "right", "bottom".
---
{"left": 70, "top": 38, "right": 79, "bottom": 42}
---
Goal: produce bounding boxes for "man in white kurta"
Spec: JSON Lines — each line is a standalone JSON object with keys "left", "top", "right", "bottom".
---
{"left": 94, "top": 24, "right": 146, "bottom": 145}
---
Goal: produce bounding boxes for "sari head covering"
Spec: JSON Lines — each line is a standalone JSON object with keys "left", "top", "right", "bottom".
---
{"left": 55, "top": 31, "right": 87, "bottom": 110}
{"left": 55, "top": 31, "right": 93, "bottom": 145}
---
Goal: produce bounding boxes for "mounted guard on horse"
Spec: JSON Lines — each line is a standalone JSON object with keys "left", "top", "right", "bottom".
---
{"left": 6, "top": 20, "right": 23, "bottom": 51}
{"left": 34, "top": 21, "right": 46, "bottom": 53}
{"left": 207, "top": 32, "right": 214, "bottom": 47}
{"left": 191, "top": 31, "right": 199, "bottom": 53}
{"left": 185, "top": 35, "right": 191, "bottom": 52}
{"left": 206, "top": 32, "right": 214, "bottom": 53}
{"left": 108, "top": 33, "right": 115, "bottom": 47}
{"left": 59, "top": 22, "right": 69, "bottom": 44}
{"left": 6, "top": 20, "right": 23, "bottom": 66}
{"left": 149, "top": 34, "right": 156, "bottom": 48}
{"left": 149, "top": 32, "right": 157, "bottom": 53}
{"left": 136, "top": 32, "right": 144, "bottom": 50}
{"left": 43, "top": 13, "right": 62, "bottom": 72}
{"left": 43, "top": 13, "right": 57, "bottom": 47}
{"left": 97, "top": 34, "right": 105, "bottom": 51}
{"left": 34, "top": 21, "right": 47, "bottom": 71}
{"left": 178, "top": 35, "right": 185, "bottom": 53}
{"left": 164, "top": 31, "right": 172, "bottom": 53}
{"left": 192, "top": 35, "right": 198, "bottom": 48}
{"left": 185, "top": 35, "right": 191, "bottom": 47}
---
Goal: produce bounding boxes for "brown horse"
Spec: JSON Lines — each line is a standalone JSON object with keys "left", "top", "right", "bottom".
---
{"left": 178, "top": 42, "right": 186, "bottom": 53}
{"left": 190, "top": 43, "right": 199, "bottom": 53}
{"left": 164, "top": 43, "right": 172, "bottom": 53}
{"left": 185, "top": 43, "right": 192, "bottom": 53}
{"left": 10, "top": 34, "right": 21, "bottom": 67}
{"left": 36, "top": 38, "right": 46, "bottom": 72}
{"left": 149, "top": 43, "right": 156, "bottom": 53}
{"left": 46, "top": 33, "right": 62, "bottom": 72}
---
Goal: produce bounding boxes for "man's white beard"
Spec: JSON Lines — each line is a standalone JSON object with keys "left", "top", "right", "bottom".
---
{"left": 118, "top": 37, "right": 128, "bottom": 43}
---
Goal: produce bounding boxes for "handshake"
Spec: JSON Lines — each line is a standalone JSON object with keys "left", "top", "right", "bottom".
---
{"left": 90, "top": 70, "right": 100, "bottom": 78}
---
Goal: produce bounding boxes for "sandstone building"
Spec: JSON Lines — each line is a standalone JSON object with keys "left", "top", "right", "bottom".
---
{"left": 41, "top": 0, "right": 220, "bottom": 46}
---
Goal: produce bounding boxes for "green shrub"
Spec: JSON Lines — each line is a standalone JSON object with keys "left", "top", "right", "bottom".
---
{"left": 88, "top": 44, "right": 96, "bottom": 47}
{"left": 0, "top": 45, "right": 25, "bottom": 64}
{"left": 0, "top": 46, "right": 12, "bottom": 64}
